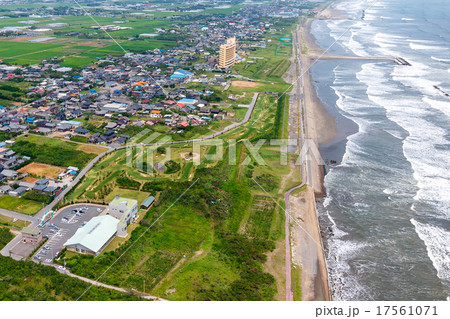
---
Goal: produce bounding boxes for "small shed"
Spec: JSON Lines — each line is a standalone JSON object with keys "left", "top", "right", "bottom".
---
{"left": 140, "top": 196, "right": 156, "bottom": 210}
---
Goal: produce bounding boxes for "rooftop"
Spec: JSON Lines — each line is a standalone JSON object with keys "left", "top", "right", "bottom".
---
{"left": 64, "top": 215, "right": 119, "bottom": 254}
{"left": 110, "top": 196, "right": 138, "bottom": 208}
{"left": 22, "top": 227, "right": 41, "bottom": 236}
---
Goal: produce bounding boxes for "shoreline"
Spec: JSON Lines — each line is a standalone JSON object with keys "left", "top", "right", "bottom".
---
{"left": 288, "top": 0, "right": 357, "bottom": 301}
{"left": 284, "top": 4, "right": 345, "bottom": 300}
{"left": 301, "top": 6, "right": 360, "bottom": 165}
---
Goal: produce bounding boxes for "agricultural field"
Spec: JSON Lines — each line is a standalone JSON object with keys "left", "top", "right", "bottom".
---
{"left": 0, "top": 1, "right": 249, "bottom": 67}
{"left": 11, "top": 135, "right": 98, "bottom": 168}
{"left": 0, "top": 14, "right": 183, "bottom": 66}
{"left": 0, "top": 196, "right": 43, "bottom": 215}
{"left": 0, "top": 81, "right": 35, "bottom": 107}
{"left": 0, "top": 215, "right": 30, "bottom": 229}
{"left": 18, "top": 162, "right": 65, "bottom": 179}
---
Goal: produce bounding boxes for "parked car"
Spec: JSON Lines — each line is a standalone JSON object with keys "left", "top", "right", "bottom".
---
{"left": 34, "top": 255, "right": 41, "bottom": 260}
{"left": 43, "top": 246, "right": 50, "bottom": 250}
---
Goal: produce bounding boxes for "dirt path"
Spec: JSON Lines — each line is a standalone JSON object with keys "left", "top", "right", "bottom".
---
{"left": 61, "top": 268, "right": 164, "bottom": 301}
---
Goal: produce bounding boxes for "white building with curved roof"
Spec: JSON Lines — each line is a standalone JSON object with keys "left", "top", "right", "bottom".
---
{"left": 64, "top": 215, "right": 119, "bottom": 256}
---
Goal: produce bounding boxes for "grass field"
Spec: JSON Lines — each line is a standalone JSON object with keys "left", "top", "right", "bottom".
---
{"left": 12, "top": 135, "right": 97, "bottom": 168}
{"left": 18, "top": 162, "right": 65, "bottom": 179}
{"left": 0, "top": 196, "right": 42, "bottom": 215}
{"left": 76, "top": 144, "right": 108, "bottom": 155}
{"left": 0, "top": 215, "right": 30, "bottom": 229}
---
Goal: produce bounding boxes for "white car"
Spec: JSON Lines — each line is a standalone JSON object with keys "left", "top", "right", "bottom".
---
{"left": 58, "top": 266, "right": 65, "bottom": 270}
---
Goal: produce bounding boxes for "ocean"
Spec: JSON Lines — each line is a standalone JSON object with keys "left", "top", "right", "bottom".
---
{"left": 310, "top": 0, "right": 450, "bottom": 300}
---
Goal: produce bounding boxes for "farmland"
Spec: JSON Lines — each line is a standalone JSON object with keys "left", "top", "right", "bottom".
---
{"left": 0, "top": 196, "right": 43, "bottom": 215}
{"left": 18, "top": 162, "right": 65, "bottom": 179}
{"left": 11, "top": 135, "right": 98, "bottom": 169}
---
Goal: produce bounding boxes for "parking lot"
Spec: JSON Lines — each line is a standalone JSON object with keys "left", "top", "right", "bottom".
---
{"left": 33, "top": 204, "right": 106, "bottom": 263}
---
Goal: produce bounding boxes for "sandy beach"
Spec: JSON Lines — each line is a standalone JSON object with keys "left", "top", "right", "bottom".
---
{"left": 282, "top": 5, "right": 349, "bottom": 301}
{"left": 284, "top": 1, "right": 357, "bottom": 301}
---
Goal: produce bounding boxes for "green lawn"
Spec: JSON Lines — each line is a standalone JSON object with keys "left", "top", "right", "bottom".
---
{"left": 0, "top": 214, "right": 31, "bottom": 229}
{"left": 0, "top": 196, "right": 43, "bottom": 215}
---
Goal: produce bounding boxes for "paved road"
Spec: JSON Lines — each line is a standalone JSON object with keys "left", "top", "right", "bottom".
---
{"left": 280, "top": 25, "right": 307, "bottom": 302}
{"left": 295, "top": 22, "right": 312, "bottom": 187}
{"left": 0, "top": 208, "right": 36, "bottom": 223}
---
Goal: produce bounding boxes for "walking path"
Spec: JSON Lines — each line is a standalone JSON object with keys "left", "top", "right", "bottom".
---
{"left": 283, "top": 182, "right": 305, "bottom": 301}
{"left": 55, "top": 266, "right": 164, "bottom": 301}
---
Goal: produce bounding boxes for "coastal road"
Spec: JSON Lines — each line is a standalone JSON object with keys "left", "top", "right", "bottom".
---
{"left": 281, "top": 19, "right": 331, "bottom": 301}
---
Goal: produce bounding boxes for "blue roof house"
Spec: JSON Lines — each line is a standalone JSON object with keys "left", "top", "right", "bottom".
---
{"left": 170, "top": 69, "right": 194, "bottom": 80}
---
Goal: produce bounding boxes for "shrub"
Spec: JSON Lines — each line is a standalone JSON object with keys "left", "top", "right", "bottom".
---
{"left": 164, "top": 160, "right": 181, "bottom": 174}
{"left": 116, "top": 176, "right": 141, "bottom": 190}
{"left": 22, "top": 190, "right": 53, "bottom": 205}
